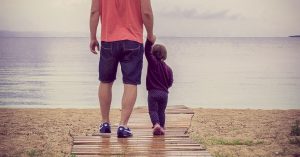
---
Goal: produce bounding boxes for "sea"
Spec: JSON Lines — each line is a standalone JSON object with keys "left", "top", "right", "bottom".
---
{"left": 0, "top": 37, "right": 299, "bottom": 109}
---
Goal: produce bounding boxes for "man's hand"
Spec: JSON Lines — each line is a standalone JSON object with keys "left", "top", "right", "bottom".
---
{"left": 147, "top": 34, "right": 156, "bottom": 44}
{"left": 90, "top": 39, "right": 99, "bottom": 54}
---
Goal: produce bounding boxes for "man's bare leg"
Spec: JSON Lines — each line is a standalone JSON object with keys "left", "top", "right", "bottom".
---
{"left": 99, "top": 82, "right": 113, "bottom": 123}
{"left": 119, "top": 84, "right": 137, "bottom": 126}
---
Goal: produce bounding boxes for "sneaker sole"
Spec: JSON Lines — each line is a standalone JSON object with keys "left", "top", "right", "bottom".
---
{"left": 153, "top": 127, "right": 162, "bottom": 135}
{"left": 117, "top": 135, "right": 132, "bottom": 138}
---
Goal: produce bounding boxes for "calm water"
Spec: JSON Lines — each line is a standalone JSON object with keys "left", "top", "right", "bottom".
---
{"left": 0, "top": 37, "right": 299, "bottom": 109}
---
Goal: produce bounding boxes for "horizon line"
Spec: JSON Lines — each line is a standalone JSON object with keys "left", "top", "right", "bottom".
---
{"left": 0, "top": 30, "right": 297, "bottom": 38}
{"left": 0, "top": 36, "right": 294, "bottom": 38}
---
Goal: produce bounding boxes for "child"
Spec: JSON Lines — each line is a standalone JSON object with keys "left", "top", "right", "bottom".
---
{"left": 145, "top": 38, "right": 173, "bottom": 135}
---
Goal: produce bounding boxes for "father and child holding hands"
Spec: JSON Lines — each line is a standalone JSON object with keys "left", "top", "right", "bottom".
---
{"left": 90, "top": 0, "right": 173, "bottom": 138}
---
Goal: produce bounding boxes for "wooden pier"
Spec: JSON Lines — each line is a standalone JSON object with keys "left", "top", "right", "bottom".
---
{"left": 71, "top": 105, "right": 211, "bottom": 156}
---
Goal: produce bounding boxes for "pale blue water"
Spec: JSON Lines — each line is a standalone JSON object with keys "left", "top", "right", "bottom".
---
{"left": 0, "top": 37, "right": 299, "bottom": 109}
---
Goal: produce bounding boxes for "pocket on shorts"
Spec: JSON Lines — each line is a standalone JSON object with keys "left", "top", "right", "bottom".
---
{"left": 100, "top": 42, "right": 113, "bottom": 59}
{"left": 101, "top": 41, "right": 112, "bottom": 49}
{"left": 123, "top": 40, "right": 143, "bottom": 60}
{"left": 124, "top": 40, "right": 141, "bottom": 51}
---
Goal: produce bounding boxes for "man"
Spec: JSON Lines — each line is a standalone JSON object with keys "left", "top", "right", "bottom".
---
{"left": 89, "top": 0, "right": 155, "bottom": 138}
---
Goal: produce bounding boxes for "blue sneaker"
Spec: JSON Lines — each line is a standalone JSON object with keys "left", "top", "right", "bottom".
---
{"left": 117, "top": 126, "right": 132, "bottom": 138}
{"left": 99, "top": 122, "right": 111, "bottom": 133}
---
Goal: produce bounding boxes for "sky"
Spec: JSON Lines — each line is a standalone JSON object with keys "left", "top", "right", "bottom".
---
{"left": 0, "top": 0, "right": 300, "bottom": 37}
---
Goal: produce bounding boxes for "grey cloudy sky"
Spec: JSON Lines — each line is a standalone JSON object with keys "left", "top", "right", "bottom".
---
{"left": 0, "top": 0, "right": 299, "bottom": 37}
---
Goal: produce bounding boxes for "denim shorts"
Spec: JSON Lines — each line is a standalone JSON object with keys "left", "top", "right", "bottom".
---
{"left": 99, "top": 40, "right": 144, "bottom": 85}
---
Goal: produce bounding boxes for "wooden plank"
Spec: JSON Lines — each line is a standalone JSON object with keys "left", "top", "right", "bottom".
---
{"left": 76, "top": 151, "right": 211, "bottom": 157}
{"left": 96, "top": 127, "right": 187, "bottom": 131}
{"left": 73, "top": 141, "right": 200, "bottom": 146}
{"left": 72, "top": 145, "right": 205, "bottom": 150}
{"left": 135, "top": 105, "right": 191, "bottom": 110}
{"left": 72, "top": 149, "right": 210, "bottom": 155}
{"left": 133, "top": 110, "right": 194, "bottom": 114}
{"left": 73, "top": 137, "right": 194, "bottom": 142}
{"left": 133, "top": 105, "right": 194, "bottom": 114}
{"left": 135, "top": 105, "right": 189, "bottom": 110}
{"left": 73, "top": 139, "right": 198, "bottom": 145}
{"left": 73, "top": 137, "right": 197, "bottom": 142}
{"left": 72, "top": 147, "right": 205, "bottom": 152}
{"left": 73, "top": 143, "right": 202, "bottom": 148}
{"left": 74, "top": 134, "right": 194, "bottom": 139}
{"left": 82, "top": 134, "right": 189, "bottom": 138}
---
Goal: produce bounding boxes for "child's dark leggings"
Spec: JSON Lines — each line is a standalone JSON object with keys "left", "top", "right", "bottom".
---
{"left": 148, "top": 89, "right": 168, "bottom": 128}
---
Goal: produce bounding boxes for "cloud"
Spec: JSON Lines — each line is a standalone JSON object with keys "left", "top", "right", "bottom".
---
{"left": 160, "top": 7, "right": 242, "bottom": 20}
{"left": 53, "top": 0, "right": 88, "bottom": 7}
{"left": 0, "top": 0, "right": 299, "bottom": 36}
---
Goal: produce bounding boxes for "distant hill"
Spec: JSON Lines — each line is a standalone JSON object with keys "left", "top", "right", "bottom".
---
{"left": 0, "top": 30, "right": 88, "bottom": 37}
{"left": 289, "top": 35, "right": 300, "bottom": 37}
{"left": 0, "top": 31, "right": 44, "bottom": 37}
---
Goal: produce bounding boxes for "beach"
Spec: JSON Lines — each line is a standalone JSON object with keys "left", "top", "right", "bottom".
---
{"left": 0, "top": 107, "right": 299, "bottom": 157}
{"left": 1, "top": 0, "right": 300, "bottom": 155}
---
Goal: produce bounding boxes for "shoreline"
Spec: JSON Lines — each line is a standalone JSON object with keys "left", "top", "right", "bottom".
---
{"left": 1, "top": 108, "right": 300, "bottom": 156}
{"left": 1, "top": 105, "right": 300, "bottom": 110}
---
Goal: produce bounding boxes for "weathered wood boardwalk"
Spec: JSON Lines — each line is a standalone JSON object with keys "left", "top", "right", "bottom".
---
{"left": 71, "top": 105, "right": 211, "bottom": 156}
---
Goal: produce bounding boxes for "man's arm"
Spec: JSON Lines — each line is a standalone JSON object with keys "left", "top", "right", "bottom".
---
{"left": 141, "top": 0, "right": 155, "bottom": 43}
{"left": 89, "top": 0, "right": 101, "bottom": 54}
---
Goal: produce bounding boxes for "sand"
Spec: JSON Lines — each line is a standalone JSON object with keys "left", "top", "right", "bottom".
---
{"left": 0, "top": 108, "right": 120, "bottom": 157}
{"left": 0, "top": 107, "right": 299, "bottom": 157}
{"left": 190, "top": 108, "right": 300, "bottom": 157}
